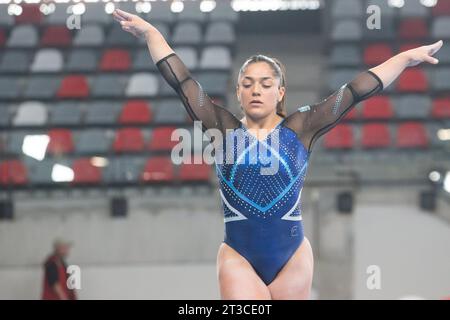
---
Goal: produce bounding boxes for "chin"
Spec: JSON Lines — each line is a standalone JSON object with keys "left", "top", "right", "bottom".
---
{"left": 244, "top": 107, "right": 271, "bottom": 120}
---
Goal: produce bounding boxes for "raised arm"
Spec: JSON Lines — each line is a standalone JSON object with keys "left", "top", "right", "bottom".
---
{"left": 113, "top": 9, "right": 240, "bottom": 134}
{"left": 284, "top": 40, "right": 444, "bottom": 152}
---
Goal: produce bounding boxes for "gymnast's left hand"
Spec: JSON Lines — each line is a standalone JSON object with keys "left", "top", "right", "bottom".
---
{"left": 402, "top": 40, "right": 444, "bottom": 67}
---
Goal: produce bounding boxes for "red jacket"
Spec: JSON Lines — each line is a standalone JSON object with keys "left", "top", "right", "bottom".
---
{"left": 42, "top": 254, "right": 77, "bottom": 300}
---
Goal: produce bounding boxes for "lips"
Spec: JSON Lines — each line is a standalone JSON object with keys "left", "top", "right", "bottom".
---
{"left": 250, "top": 100, "right": 263, "bottom": 104}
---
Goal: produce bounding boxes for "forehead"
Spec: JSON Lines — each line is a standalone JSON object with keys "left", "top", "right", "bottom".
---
{"left": 241, "top": 61, "right": 275, "bottom": 78}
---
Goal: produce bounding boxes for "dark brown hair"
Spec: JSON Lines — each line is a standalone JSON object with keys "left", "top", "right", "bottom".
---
{"left": 238, "top": 54, "right": 287, "bottom": 118}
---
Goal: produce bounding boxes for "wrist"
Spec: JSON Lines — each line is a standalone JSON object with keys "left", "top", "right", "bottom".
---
{"left": 398, "top": 51, "right": 412, "bottom": 66}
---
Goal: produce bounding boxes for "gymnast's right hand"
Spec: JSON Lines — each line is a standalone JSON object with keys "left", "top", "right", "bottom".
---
{"left": 113, "top": 9, "right": 154, "bottom": 39}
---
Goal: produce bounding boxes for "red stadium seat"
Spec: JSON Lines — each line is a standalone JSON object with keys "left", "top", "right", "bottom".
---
{"left": 432, "top": 0, "right": 450, "bottom": 16}
{"left": 113, "top": 128, "right": 145, "bottom": 152}
{"left": 179, "top": 156, "right": 211, "bottom": 182}
{"left": 16, "top": 4, "right": 42, "bottom": 24}
{"left": 396, "top": 68, "right": 428, "bottom": 92}
{"left": 57, "top": 75, "right": 90, "bottom": 98}
{"left": 0, "top": 160, "right": 28, "bottom": 186}
{"left": 361, "top": 96, "right": 394, "bottom": 119}
{"left": 364, "top": 43, "right": 393, "bottom": 66}
{"left": 99, "top": 49, "right": 131, "bottom": 71}
{"left": 47, "top": 129, "right": 74, "bottom": 155}
{"left": 343, "top": 107, "right": 358, "bottom": 120}
{"left": 0, "top": 29, "right": 5, "bottom": 47}
{"left": 396, "top": 122, "right": 429, "bottom": 148}
{"left": 431, "top": 97, "right": 450, "bottom": 119}
{"left": 148, "top": 126, "right": 178, "bottom": 151}
{"left": 72, "top": 158, "right": 101, "bottom": 184}
{"left": 323, "top": 124, "right": 354, "bottom": 149}
{"left": 119, "top": 100, "right": 152, "bottom": 124}
{"left": 398, "top": 18, "right": 428, "bottom": 40}
{"left": 361, "top": 123, "right": 391, "bottom": 149}
{"left": 41, "top": 26, "right": 71, "bottom": 47}
{"left": 141, "top": 156, "right": 174, "bottom": 183}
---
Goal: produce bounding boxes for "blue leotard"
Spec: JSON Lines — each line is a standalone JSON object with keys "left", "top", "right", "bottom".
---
{"left": 157, "top": 53, "right": 383, "bottom": 285}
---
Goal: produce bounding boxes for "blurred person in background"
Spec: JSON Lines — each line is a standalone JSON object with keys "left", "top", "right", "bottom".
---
{"left": 41, "top": 238, "right": 77, "bottom": 300}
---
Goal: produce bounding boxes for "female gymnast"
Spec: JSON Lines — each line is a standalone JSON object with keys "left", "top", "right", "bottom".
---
{"left": 113, "top": 8, "right": 443, "bottom": 300}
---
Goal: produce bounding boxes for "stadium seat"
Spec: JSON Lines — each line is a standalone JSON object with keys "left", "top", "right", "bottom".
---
{"left": 66, "top": 49, "right": 98, "bottom": 72}
{"left": 0, "top": 50, "right": 31, "bottom": 73}
{"left": 431, "top": 97, "right": 450, "bottom": 118}
{"left": 85, "top": 101, "right": 121, "bottom": 125}
{"left": 172, "top": 22, "right": 202, "bottom": 45}
{"left": 361, "top": 123, "right": 391, "bottom": 149}
{"left": 31, "top": 49, "right": 64, "bottom": 72}
{"left": 396, "top": 68, "right": 428, "bottom": 92}
{"left": 141, "top": 156, "right": 175, "bottom": 183}
{"left": 126, "top": 73, "right": 159, "bottom": 97}
{"left": 323, "top": 124, "right": 354, "bottom": 149}
{"left": 16, "top": 4, "right": 42, "bottom": 24}
{"left": 47, "top": 129, "right": 74, "bottom": 155}
{"left": 200, "top": 46, "right": 232, "bottom": 69}
{"left": 7, "top": 25, "right": 38, "bottom": 47}
{"left": 99, "top": 49, "right": 131, "bottom": 71}
{"left": 396, "top": 122, "right": 429, "bottom": 148}
{"left": 73, "top": 25, "right": 105, "bottom": 46}
{"left": 113, "top": 128, "right": 145, "bottom": 153}
{"left": 13, "top": 101, "right": 47, "bottom": 126}
{"left": 41, "top": 26, "right": 71, "bottom": 47}
{"left": 330, "top": 45, "right": 361, "bottom": 66}
{"left": 0, "top": 159, "right": 28, "bottom": 186}
{"left": 57, "top": 75, "right": 90, "bottom": 98}
{"left": 361, "top": 96, "right": 394, "bottom": 119}
{"left": 119, "top": 100, "right": 152, "bottom": 124}
{"left": 363, "top": 43, "right": 394, "bottom": 66}
{"left": 179, "top": 157, "right": 211, "bottom": 182}
{"left": 72, "top": 158, "right": 102, "bottom": 185}
{"left": 398, "top": 18, "right": 428, "bottom": 40}
{"left": 205, "top": 22, "right": 235, "bottom": 44}
{"left": 49, "top": 102, "right": 83, "bottom": 125}
{"left": 75, "top": 129, "right": 111, "bottom": 154}
{"left": 148, "top": 127, "right": 179, "bottom": 151}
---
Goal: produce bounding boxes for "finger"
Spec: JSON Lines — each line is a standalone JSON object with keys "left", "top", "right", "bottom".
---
{"left": 115, "top": 9, "right": 133, "bottom": 21}
{"left": 428, "top": 40, "right": 443, "bottom": 55}
{"left": 425, "top": 55, "right": 439, "bottom": 64}
{"left": 113, "top": 12, "right": 126, "bottom": 23}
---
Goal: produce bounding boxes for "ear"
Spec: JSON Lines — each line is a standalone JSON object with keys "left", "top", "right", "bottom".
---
{"left": 236, "top": 85, "right": 241, "bottom": 102}
{"left": 278, "top": 86, "right": 286, "bottom": 102}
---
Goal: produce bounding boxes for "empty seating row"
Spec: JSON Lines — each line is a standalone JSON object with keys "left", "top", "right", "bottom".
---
{"left": 327, "top": 68, "right": 450, "bottom": 93}
{"left": 322, "top": 121, "right": 450, "bottom": 149}
{"left": 2, "top": 21, "right": 235, "bottom": 48}
{"left": 0, "top": 46, "right": 233, "bottom": 73}
{"left": 0, "top": 1, "right": 237, "bottom": 26}
{"left": 330, "top": 42, "right": 450, "bottom": 66}
{"left": 2, "top": 126, "right": 207, "bottom": 155}
{"left": 331, "top": 17, "right": 450, "bottom": 41}
{"left": 0, "top": 71, "right": 230, "bottom": 99}
{"left": 0, "top": 155, "right": 212, "bottom": 186}
{"left": 332, "top": 0, "right": 450, "bottom": 19}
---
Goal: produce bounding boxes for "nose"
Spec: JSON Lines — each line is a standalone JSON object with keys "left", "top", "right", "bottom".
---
{"left": 252, "top": 83, "right": 261, "bottom": 96}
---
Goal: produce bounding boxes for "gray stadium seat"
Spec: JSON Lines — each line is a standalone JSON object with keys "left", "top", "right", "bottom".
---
{"left": 431, "top": 68, "right": 450, "bottom": 91}
{"left": 394, "top": 95, "right": 431, "bottom": 119}
{"left": 330, "top": 45, "right": 362, "bottom": 66}
{"left": 210, "top": 1, "right": 238, "bottom": 22}
{"left": 91, "top": 75, "right": 128, "bottom": 98}
{"left": 173, "top": 46, "right": 198, "bottom": 69}
{"left": 327, "top": 69, "right": 359, "bottom": 92}
{"left": 6, "top": 131, "right": 28, "bottom": 155}
{"left": 146, "top": 1, "right": 174, "bottom": 23}
{"left": 399, "top": 0, "right": 429, "bottom": 18}
{"left": 177, "top": 1, "right": 206, "bottom": 22}
{"left": 432, "top": 17, "right": 450, "bottom": 39}
{"left": 82, "top": 3, "right": 111, "bottom": 25}
{"left": 73, "top": 25, "right": 105, "bottom": 46}
{"left": 27, "top": 159, "right": 62, "bottom": 185}
{"left": 205, "top": 21, "right": 235, "bottom": 44}
{"left": 49, "top": 102, "right": 83, "bottom": 126}
{"left": 152, "top": 99, "right": 188, "bottom": 124}
{"left": 331, "top": 20, "right": 363, "bottom": 41}
{"left": 0, "top": 5, "right": 14, "bottom": 26}
{"left": 85, "top": 101, "right": 121, "bottom": 124}
{"left": 106, "top": 24, "right": 136, "bottom": 46}
{"left": 23, "top": 76, "right": 60, "bottom": 99}
{"left": 126, "top": 73, "right": 159, "bottom": 97}
{"left": 427, "top": 122, "right": 450, "bottom": 147}
{"left": 0, "top": 77, "right": 23, "bottom": 99}
{"left": 12, "top": 101, "right": 48, "bottom": 127}
{"left": 195, "top": 72, "right": 230, "bottom": 96}
{"left": 0, "top": 50, "right": 31, "bottom": 73}
{"left": 66, "top": 49, "right": 98, "bottom": 72}
{"left": 133, "top": 49, "right": 158, "bottom": 71}
{"left": 200, "top": 46, "right": 231, "bottom": 69}
{"left": 7, "top": 25, "right": 38, "bottom": 47}
{"left": 46, "top": 4, "right": 70, "bottom": 25}
{"left": 31, "top": 49, "right": 64, "bottom": 72}
{"left": 0, "top": 103, "right": 11, "bottom": 126}
{"left": 331, "top": 0, "right": 363, "bottom": 19}
{"left": 75, "top": 129, "right": 111, "bottom": 154}
{"left": 103, "top": 156, "right": 146, "bottom": 183}
{"left": 172, "top": 22, "right": 202, "bottom": 45}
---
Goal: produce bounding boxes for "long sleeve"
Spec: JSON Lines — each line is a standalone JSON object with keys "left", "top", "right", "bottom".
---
{"left": 156, "top": 53, "right": 240, "bottom": 134}
{"left": 284, "top": 70, "right": 384, "bottom": 152}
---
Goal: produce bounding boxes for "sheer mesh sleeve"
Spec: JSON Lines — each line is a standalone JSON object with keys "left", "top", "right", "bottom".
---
{"left": 156, "top": 53, "right": 241, "bottom": 134}
{"left": 284, "top": 70, "right": 384, "bottom": 152}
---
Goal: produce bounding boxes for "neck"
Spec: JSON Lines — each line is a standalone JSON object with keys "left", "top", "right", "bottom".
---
{"left": 242, "top": 114, "right": 283, "bottom": 130}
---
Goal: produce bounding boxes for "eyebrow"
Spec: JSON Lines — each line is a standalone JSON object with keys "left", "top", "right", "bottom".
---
{"left": 242, "top": 76, "right": 273, "bottom": 81}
